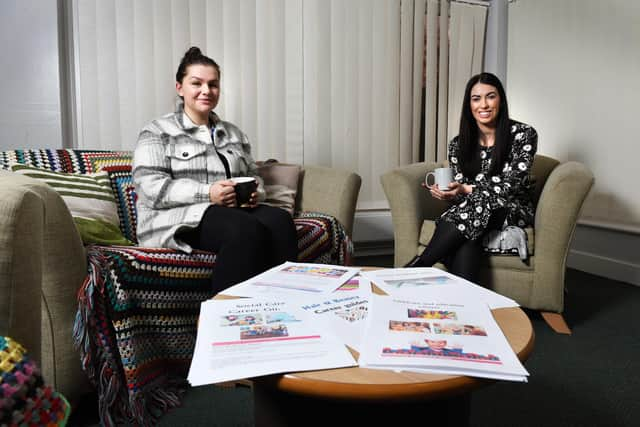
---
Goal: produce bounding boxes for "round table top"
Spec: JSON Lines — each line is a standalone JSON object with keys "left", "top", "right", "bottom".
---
{"left": 255, "top": 306, "right": 535, "bottom": 402}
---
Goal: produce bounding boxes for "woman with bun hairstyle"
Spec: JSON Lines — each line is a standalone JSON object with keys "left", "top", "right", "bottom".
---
{"left": 133, "top": 47, "right": 298, "bottom": 293}
{"left": 405, "top": 72, "right": 537, "bottom": 282}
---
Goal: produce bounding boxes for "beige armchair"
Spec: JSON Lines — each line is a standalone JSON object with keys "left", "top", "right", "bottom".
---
{"left": 381, "top": 155, "right": 594, "bottom": 333}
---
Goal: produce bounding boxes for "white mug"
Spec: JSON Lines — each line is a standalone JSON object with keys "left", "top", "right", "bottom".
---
{"left": 425, "top": 167, "right": 454, "bottom": 191}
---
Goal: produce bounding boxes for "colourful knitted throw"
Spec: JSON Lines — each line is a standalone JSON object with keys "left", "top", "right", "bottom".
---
{"left": 0, "top": 336, "right": 70, "bottom": 427}
{"left": 74, "top": 214, "right": 349, "bottom": 426}
{"left": 0, "top": 150, "right": 353, "bottom": 425}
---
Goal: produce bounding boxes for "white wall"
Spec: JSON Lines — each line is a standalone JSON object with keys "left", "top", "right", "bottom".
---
{"left": 508, "top": 0, "right": 640, "bottom": 228}
{"left": 0, "top": 0, "right": 62, "bottom": 150}
{"left": 507, "top": 0, "right": 640, "bottom": 285}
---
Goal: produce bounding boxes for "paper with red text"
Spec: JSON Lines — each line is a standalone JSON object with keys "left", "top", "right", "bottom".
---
{"left": 187, "top": 297, "right": 356, "bottom": 386}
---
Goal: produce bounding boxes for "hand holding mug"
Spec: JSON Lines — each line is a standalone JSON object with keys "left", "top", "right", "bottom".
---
{"left": 229, "top": 177, "right": 258, "bottom": 208}
{"left": 425, "top": 167, "right": 454, "bottom": 191}
{"left": 209, "top": 180, "right": 237, "bottom": 206}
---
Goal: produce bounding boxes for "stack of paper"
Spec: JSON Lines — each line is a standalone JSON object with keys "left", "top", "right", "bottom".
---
{"left": 187, "top": 263, "right": 529, "bottom": 386}
{"left": 188, "top": 297, "right": 357, "bottom": 386}
{"left": 358, "top": 294, "right": 529, "bottom": 382}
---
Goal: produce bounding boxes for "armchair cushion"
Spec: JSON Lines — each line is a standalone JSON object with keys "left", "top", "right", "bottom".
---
{"left": 10, "top": 164, "right": 132, "bottom": 246}
{"left": 257, "top": 160, "right": 302, "bottom": 215}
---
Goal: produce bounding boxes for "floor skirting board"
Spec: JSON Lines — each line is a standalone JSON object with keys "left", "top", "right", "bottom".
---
{"left": 567, "top": 249, "right": 639, "bottom": 287}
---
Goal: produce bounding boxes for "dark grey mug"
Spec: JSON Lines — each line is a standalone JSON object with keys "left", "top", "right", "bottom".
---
{"left": 230, "top": 177, "right": 257, "bottom": 207}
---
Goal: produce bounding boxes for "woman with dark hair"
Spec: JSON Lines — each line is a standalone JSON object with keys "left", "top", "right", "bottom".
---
{"left": 133, "top": 46, "right": 298, "bottom": 293}
{"left": 405, "top": 72, "right": 537, "bottom": 282}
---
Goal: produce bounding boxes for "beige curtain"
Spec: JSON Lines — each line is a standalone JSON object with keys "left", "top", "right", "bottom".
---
{"left": 423, "top": 0, "right": 488, "bottom": 162}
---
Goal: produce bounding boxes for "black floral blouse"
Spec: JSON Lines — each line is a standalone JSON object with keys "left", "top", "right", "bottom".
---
{"left": 439, "top": 120, "right": 538, "bottom": 241}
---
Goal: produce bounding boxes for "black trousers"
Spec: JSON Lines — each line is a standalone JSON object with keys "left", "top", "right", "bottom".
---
{"left": 418, "top": 209, "right": 507, "bottom": 282}
{"left": 180, "top": 205, "right": 298, "bottom": 293}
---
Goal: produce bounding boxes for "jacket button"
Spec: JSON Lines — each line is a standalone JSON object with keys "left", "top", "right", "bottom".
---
{"left": 182, "top": 152, "right": 189, "bottom": 157}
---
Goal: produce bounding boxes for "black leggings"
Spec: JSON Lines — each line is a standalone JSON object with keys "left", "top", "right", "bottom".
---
{"left": 180, "top": 205, "right": 298, "bottom": 293}
{"left": 418, "top": 209, "right": 507, "bottom": 282}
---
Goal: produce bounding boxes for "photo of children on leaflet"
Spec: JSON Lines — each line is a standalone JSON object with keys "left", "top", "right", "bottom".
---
{"left": 240, "top": 324, "right": 289, "bottom": 340}
{"left": 221, "top": 313, "right": 262, "bottom": 327}
{"left": 388, "top": 320, "right": 431, "bottom": 333}
{"left": 408, "top": 309, "right": 458, "bottom": 320}
{"left": 433, "top": 323, "right": 487, "bottom": 336}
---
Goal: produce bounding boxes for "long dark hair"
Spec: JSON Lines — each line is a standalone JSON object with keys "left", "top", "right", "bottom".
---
{"left": 458, "top": 72, "right": 510, "bottom": 177}
{"left": 175, "top": 46, "right": 220, "bottom": 83}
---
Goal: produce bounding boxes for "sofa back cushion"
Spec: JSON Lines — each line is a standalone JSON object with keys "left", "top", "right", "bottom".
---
{"left": 256, "top": 160, "right": 302, "bottom": 215}
{"left": 1, "top": 149, "right": 137, "bottom": 243}
{"left": 10, "top": 163, "right": 132, "bottom": 246}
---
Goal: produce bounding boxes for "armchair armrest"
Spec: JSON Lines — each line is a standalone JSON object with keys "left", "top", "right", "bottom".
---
{"left": 532, "top": 161, "right": 594, "bottom": 310}
{"left": 381, "top": 162, "right": 449, "bottom": 267}
{"left": 298, "top": 165, "right": 362, "bottom": 238}
{"left": 0, "top": 170, "right": 89, "bottom": 401}
{"left": 0, "top": 171, "right": 45, "bottom": 360}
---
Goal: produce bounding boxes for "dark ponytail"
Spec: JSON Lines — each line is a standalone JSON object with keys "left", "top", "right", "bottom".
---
{"left": 175, "top": 46, "right": 220, "bottom": 83}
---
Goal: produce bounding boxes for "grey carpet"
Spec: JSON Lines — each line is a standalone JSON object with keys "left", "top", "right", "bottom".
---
{"left": 68, "top": 265, "right": 640, "bottom": 427}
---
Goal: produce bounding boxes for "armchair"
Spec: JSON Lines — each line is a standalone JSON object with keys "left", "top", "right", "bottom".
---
{"left": 381, "top": 154, "right": 594, "bottom": 333}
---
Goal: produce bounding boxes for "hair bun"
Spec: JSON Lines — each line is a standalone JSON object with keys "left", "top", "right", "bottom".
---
{"left": 185, "top": 46, "right": 202, "bottom": 58}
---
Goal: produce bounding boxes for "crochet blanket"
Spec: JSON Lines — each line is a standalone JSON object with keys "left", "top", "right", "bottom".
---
{"left": 73, "top": 213, "right": 351, "bottom": 426}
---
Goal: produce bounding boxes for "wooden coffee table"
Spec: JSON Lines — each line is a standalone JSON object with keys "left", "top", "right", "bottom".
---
{"left": 251, "top": 307, "right": 534, "bottom": 427}
{"left": 217, "top": 271, "right": 535, "bottom": 426}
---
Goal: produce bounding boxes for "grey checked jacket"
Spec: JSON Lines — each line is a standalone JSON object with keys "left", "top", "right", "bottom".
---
{"left": 133, "top": 101, "right": 265, "bottom": 252}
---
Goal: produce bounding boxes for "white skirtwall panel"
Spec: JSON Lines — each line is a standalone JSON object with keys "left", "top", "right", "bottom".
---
{"left": 355, "top": 0, "right": 374, "bottom": 205}
{"left": 341, "top": 2, "right": 360, "bottom": 179}
{"left": 155, "top": 1, "right": 174, "bottom": 121}
{"left": 238, "top": 0, "right": 257, "bottom": 147}
{"left": 398, "top": 0, "right": 415, "bottom": 165}
{"left": 133, "top": 0, "right": 157, "bottom": 148}
{"left": 189, "top": 0, "right": 208, "bottom": 49}
{"left": 205, "top": 0, "right": 225, "bottom": 117}
{"left": 284, "top": 0, "right": 304, "bottom": 164}
{"left": 410, "top": 0, "right": 426, "bottom": 165}
{"left": 115, "top": 1, "right": 138, "bottom": 150}
{"left": 303, "top": 0, "right": 331, "bottom": 167}
{"left": 424, "top": 0, "right": 439, "bottom": 162}
{"left": 436, "top": 0, "right": 449, "bottom": 160}
{"left": 371, "top": 0, "right": 400, "bottom": 206}
{"left": 96, "top": 1, "right": 120, "bottom": 150}
{"left": 221, "top": 0, "right": 242, "bottom": 126}
{"left": 256, "top": 0, "right": 285, "bottom": 161}
{"left": 447, "top": 1, "right": 487, "bottom": 144}
{"left": 508, "top": 0, "right": 640, "bottom": 228}
{"left": 329, "top": 1, "right": 346, "bottom": 171}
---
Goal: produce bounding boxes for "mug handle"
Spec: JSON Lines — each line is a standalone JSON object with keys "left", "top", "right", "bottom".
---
{"left": 425, "top": 172, "right": 436, "bottom": 189}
